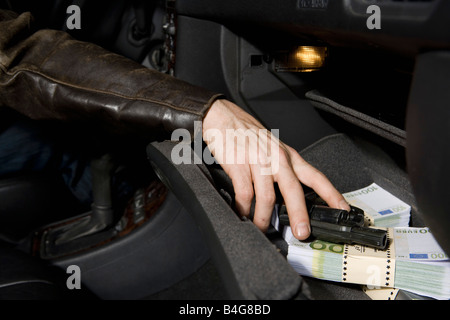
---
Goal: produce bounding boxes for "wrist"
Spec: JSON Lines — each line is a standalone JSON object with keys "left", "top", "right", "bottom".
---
{"left": 202, "top": 98, "right": 226, "bottom": 134}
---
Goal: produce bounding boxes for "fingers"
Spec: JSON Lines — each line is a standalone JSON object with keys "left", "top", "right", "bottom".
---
{"left": 228, "top": 143, "right": 348, "bottom": 242}
{"left": 228, "top": 165, "right": 254, "bottom": 217}
{"left": 228, "top": 141, "right": 346, "bottom": 241}
{"left": 286, "top": 145, "right": 350, "bottom": 211}
{"left": 251, "top": 164, "right": 276, "bottom": 232}
{"left": 274, "top": 152, "right": 311, "bottom": 240}
{"left": 228, "top": 163, "right": 277, "bottom": 233}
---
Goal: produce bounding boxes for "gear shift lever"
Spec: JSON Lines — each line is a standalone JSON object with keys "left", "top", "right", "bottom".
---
{"left": 54, "top": 153, "right": 116, "bottom": 245}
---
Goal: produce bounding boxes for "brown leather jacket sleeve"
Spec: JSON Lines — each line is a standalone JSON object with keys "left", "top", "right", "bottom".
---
{"left": 0, "top": 10, "right": 223, "bottom": 140}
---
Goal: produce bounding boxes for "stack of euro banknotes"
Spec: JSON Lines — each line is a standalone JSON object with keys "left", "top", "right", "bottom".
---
{"left": 276, "top": 183, "right": 450, "bottom": 300}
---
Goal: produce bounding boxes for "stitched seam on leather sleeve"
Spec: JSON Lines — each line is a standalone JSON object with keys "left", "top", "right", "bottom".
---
{"left": 1, "top": 67, "right": 206, "bottom": 116}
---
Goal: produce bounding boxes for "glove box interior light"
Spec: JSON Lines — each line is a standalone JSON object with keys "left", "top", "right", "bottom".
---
{"left": 274, "top": 46, "right": 328, "bottom": 72}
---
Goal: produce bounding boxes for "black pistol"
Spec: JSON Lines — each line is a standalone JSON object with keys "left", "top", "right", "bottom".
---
{"left": 278, "top": 192, "right": 388, "bottom": 250}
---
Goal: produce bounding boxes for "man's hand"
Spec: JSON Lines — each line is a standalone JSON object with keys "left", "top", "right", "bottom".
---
{"left": 202, "top": 99, "right": 350, "bottom": 240}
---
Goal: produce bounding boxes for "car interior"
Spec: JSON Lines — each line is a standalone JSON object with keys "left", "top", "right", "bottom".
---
{"left": 0, "top": 0, "right": 449, "bottom": 300}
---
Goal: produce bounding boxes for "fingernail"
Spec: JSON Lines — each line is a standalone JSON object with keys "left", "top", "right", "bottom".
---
{"left": 339, "top": 199, "right": 350, "bottom": 211}
{"left": 295, "top": 222, "right": 311, "bottom": 239}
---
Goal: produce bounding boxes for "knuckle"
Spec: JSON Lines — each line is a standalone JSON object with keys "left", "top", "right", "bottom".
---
{"left": 277, "top": 147, "right": 289, "bottom": 164}
{"left": 257, "top": 192, "right": 276, "bottom": 206}
{"left": 236, "top": 187, "right": 254, "bottom": 203}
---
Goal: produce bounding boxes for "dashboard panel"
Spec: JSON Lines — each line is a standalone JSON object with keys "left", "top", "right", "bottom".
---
{"left": 176, "top": 0, "right": 450, "bottom": 57}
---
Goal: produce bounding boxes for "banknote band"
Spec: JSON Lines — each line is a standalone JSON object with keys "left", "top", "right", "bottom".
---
{"left": 342, "top": 228, "right": 396, "bottom": 288}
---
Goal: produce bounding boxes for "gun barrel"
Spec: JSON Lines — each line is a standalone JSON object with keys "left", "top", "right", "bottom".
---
{"left": 311, "top": 220, "right": 388, "bottom": 250}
